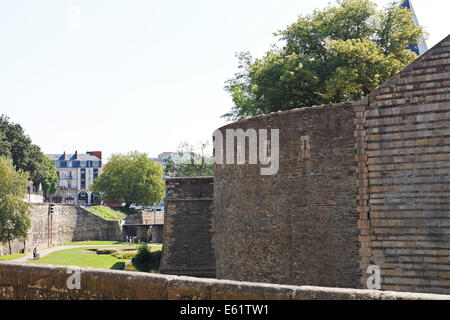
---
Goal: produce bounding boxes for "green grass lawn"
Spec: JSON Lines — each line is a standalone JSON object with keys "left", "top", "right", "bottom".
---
{"left": 0, "top": 253, "right": 26, "bottom": 261}
{"left": 85, "top": 206, "right": 133, "bottom": 220}
{"left": 28, "top": 246, "right": 136, "bottom": 270}
{"left": 62, "top": 241, "right": 126, "bottom": 246}
{"left": 27, "top": 244, "right": 162, "bottom": 270}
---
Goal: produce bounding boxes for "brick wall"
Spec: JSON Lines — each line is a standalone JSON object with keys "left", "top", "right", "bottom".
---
{"left": 151, "top": 225, "right": 164, "bottom": 243}
{"left": 160, "top": 177, "right": 215, "bottom": 277}
{"left": 213, "top": 34, "right": 450, "bottom": 294}
{"left": 214, "top": 103, "right": 361, "bottom": 288}
{"left": 0, "top": 262, "right": 448, "bottom": 300}
{"left": 356, "top": 35, "right": 450, "bottom": 294}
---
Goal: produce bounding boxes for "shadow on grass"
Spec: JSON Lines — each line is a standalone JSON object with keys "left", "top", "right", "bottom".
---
{"left": 131, "top": 250, "right": 161, "bottom": 273}
{"left": 111, "top": 262, "right": 125, "bottom": 270}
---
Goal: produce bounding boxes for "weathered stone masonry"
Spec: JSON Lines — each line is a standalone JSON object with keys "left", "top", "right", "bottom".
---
{"left": 214, "top": 103, "right": 360, "bottom": 288}
{"left": 213, "top": 34, "right": 450, "bottom": 294}
{"left": 1, "top": 262, "right": 449, "bottom": 300}
{"left": 160, "top": 177, "right": 215, "bottom": 277}
{"left": 355, "top": 35, "right": 450, "bottom": 294}
{"left": 123, "top": 211, "right": 164, "bottom": 243}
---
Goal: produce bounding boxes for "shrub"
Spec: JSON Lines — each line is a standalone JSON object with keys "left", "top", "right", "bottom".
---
{"left": 112, "top": 250, "right": 137, "bottom": 260}
{"left": 96, "top": 248, "right": 118, "bottom": 255}
{"left": 133, "top": 243, "right": 151, "bottom": 262}
{"left": 124, "top": 262, "right": 137, "bottom": 271}
{"left": 132, "top": 243, "right": 161, "bottom": 272}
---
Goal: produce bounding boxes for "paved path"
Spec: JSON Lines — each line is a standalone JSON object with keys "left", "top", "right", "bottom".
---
{"left": 13, "top": 243, "right": 160, "bottom": 263}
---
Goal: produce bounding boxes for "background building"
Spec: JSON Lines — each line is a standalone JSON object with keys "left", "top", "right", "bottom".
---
{"left": 153, "top": 151, "right": 191, "bottom": 164}
{"left": 151, "top": 152, "right": 189, "bottom": 178}
{"left": 46, "top": 151, "right": 102, "bottom": 205}
{"left": 402, "top": 0, "right": 428, "bottom": 55}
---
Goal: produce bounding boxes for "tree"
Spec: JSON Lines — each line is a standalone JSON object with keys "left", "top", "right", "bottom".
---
{"left": 163, "top": 142, "right": 214, "bottom": 177}
{"left": 0, "top": 115, "right": 32, "bottom": 170}
{"left": 23, "top": 144, "right": 58, "bottom": 196}
{"left": 0, "top": 115, "right": 58, "bottom": 195}
{"left": 37, "top": 156, "right": 59, "bottom": 196}
{"left": 0, "top": 131, "right": 11, "bottom": 159}
{"left": 0, "top": 157, "right": 31, "bottom": 254}
{"left": 91, "top": 151, "right": 165, "bottom": 208}
{"left": 224, "top": 0, "right": 425, "bottom": 120}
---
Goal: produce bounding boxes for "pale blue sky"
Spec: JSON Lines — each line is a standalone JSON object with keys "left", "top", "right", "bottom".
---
{"left": 0, "top": 0, "right": 448, "bottom": 161}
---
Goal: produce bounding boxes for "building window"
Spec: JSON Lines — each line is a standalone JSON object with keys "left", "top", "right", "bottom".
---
{"left": 81, "top": 169, "right": 86, "bottom": 189}
{"left": 59, "top": 171, "right": 72, "bottom": 180}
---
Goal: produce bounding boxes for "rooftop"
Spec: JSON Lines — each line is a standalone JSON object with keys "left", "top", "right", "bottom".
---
{"left": 47, "top": 152, "right": 101, "bottom": 162}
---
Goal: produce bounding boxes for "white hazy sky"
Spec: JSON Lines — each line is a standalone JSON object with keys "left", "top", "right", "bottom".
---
{"left": 0, "top": 0, "right": 448, "bottom": 162}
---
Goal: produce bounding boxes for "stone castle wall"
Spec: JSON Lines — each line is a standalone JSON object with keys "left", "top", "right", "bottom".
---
{"left": 123, "top": 211, "right": 165, "bottom": 242}
{"left": 214, "top": 103, "right": 361, "bottom": 288}
{"left": 355, "top": 35, "right": 450, "bottom": 294}
{"left": 0, "top": 204, "right": 123, "bottom": 255}
{"left": 213, "top": 34, "right": 450, "bottom": 294}
{"left": 160, "top": 177, "right": 215, "bottom": 277}
{"left": 1, "top": 261, "right": 449, "bottom": 300}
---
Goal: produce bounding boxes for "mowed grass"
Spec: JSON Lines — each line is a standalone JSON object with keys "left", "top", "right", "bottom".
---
{"left": 28, "top": 246, "right": 137, "bottom": 270}
{"left": 62, "top": 241, "right": 126, "bottom": 246}
{"left": 85, "top": 206, "right": 127, "bottom": 220}
{"left": 85, "top": 206, "right": 139, "bottom": 221}
{"left": 27, "top": 244, "right": 162, "bottom": 270}
{"left": 0, "top": 253, "right": 26, "bottom": 261}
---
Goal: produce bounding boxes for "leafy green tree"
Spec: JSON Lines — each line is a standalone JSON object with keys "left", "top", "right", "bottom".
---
{"left": 224, "top": 0, "right": 425, "bottom": 120}
{"left": 37, "top": 156, "right": 59, "bottom": 196}
{"left": 0, "top": 115, "right": 32, "bottom": 170}
{"left": 0, "top": 131, "right": 11, "bottom": 159}
{"left": 91, "top": 151, "right": 165, "bottom": 209}
{"left": 0, "top": 157, "right": 31, "bottom": 254}
{"left": 24, "top": 144, "right": 58, "bottom": 196}
{"left": 0, "top": 115, "right": 57, "bottom": 195}
{"left": 163, "top": 142, "right": 213, "bottom": 177}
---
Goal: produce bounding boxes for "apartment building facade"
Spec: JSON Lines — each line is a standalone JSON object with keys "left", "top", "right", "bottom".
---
{"left": 46, "top": 151, "right": 102, "bottom": 205}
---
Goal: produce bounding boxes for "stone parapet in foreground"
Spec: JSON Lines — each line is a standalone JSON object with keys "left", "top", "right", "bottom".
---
{"left": 0, "top": 262, "right": 449, "bottom": 300}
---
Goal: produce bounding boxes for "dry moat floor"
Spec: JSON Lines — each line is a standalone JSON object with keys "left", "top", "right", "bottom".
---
{"left": 0, "top": 241, "right": 162, "bottom": 272}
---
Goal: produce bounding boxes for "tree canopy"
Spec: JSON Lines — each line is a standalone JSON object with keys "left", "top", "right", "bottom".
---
{"left": 91, "top": 151, "right": 165, "bottom": 208}
{"left": 0, "top": 157, "right": 31, "bottom": 254}
{"left": 163, "top": 142, "right": 213, "bottom": 177}
{"left": 0, "top": 115, "right": 58, "bottom": 195}
{"left": 224, "top": 0, "right": 426, "bottom": 120}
